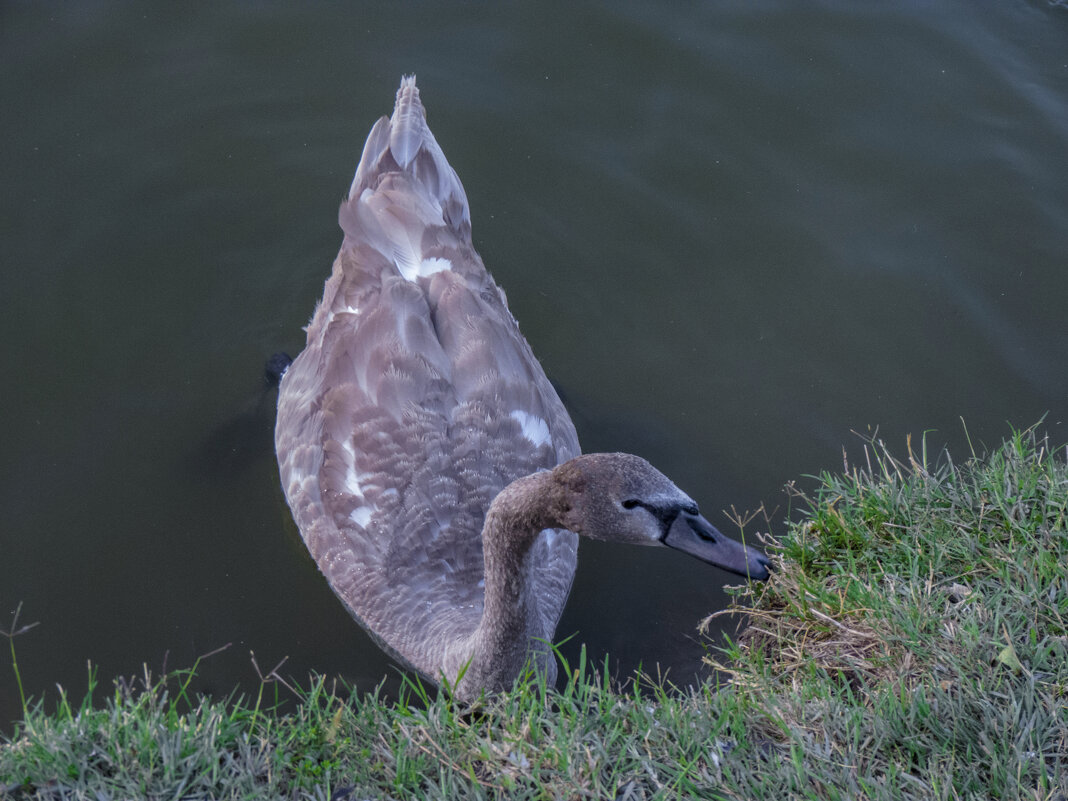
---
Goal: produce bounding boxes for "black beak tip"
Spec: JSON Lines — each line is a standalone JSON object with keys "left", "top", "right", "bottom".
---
{"left": 749, "top": 552, "right": 772, "bottom": 581}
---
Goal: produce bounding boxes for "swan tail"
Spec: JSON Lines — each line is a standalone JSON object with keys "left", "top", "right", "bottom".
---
{"left": 340, "top": 75, "right": 472, "bottom": 271}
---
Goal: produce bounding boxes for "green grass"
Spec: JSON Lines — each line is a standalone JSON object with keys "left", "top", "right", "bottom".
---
{"left": 707, "top": 422, "right": 1068, "bottom": 799}
{"left": 3, "top": 424, "right": 1067, "bottom": 799}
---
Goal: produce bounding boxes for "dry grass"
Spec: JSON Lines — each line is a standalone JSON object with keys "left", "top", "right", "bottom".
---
{"left": 703, "top": 423, "right": 1068, "bottom": 799}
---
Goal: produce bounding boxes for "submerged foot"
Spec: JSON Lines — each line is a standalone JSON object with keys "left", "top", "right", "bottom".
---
{"left": 264, "top": 352, "right": 292, "bottom": 387}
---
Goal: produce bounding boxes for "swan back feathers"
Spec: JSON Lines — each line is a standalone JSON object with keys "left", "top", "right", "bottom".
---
{"left": 275, "top": 76, "right": 580, "bottom": 681}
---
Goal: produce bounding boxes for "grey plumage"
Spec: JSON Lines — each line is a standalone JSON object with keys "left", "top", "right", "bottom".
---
{"left": 275, "top": 76, "right": 770, "bottom": 701}
{"left": 277, "top": 76, "right": 579, "bottom": 690}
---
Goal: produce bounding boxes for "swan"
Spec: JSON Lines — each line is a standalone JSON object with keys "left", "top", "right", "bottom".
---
{"left": 275, "top": 76, "right": 769, "bottom": 700}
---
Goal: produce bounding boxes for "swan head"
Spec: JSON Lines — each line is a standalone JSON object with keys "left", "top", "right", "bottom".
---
{"left": 553, "top": 453, "right": 771, "bottom": 580}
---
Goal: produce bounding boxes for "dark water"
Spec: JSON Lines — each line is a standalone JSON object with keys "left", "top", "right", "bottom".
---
{"left": 2, "top": 2, "right": 1067, "bottom": 729}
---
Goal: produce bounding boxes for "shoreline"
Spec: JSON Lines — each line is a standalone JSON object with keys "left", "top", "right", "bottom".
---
{"left": 3, "top": 425, "right": 1066, "bottom": 799}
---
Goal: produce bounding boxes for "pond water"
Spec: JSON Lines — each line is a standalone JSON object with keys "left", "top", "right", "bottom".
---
{"left": 2, "top": 2, "right": 1066, "bottom": 730}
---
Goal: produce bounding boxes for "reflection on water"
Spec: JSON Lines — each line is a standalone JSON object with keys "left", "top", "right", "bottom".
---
{"left": 2, "top": 2, "right": 1066, "bottom": 729}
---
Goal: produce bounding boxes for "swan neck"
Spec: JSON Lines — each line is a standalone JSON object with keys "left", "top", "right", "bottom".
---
{"left": 451, "top": 470, "right": 568, "bottom": 696}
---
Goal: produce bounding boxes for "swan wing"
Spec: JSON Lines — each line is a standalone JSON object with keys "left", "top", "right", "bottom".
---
{"left": 276, "top": 77, "right": 579, "bottom": 678}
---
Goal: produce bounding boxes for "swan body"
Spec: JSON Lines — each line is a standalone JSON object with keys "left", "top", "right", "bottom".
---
{"left": 275, "top": 77, "right": 769, "bottom": 700}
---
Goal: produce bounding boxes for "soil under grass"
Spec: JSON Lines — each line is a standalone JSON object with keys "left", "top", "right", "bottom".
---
{"left": 2, "top": 424, "right": 1066, "bottom": 799}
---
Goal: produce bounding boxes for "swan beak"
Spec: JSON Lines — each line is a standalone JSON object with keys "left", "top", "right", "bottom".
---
{"left": 662, "top": 513, "right": 771, "bottom": 580}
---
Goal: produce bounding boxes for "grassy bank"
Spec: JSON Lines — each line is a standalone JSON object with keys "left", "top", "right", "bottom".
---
{"left": 3, "top": 425, "right": 1066, "bottom": 799}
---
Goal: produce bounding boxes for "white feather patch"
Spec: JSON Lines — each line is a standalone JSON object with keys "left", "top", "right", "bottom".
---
{"left": 341, "top": 442, "right": 375, "bottom": 529}
{"left": 510, "top": 410, "right": 551, "bottom": 448}
{"left": 349, "top": 506, "right": 372, "bottom": 527}
{"left": 419, "top": 257, "right": 451, "bottom": 276}
{"left": 398, "top": 256, "right": 452, "bottom": 281}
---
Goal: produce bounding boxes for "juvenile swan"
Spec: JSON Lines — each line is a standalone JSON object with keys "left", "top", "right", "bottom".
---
{"left": 275, "top": 76, "right": 769, "bottom": 700}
